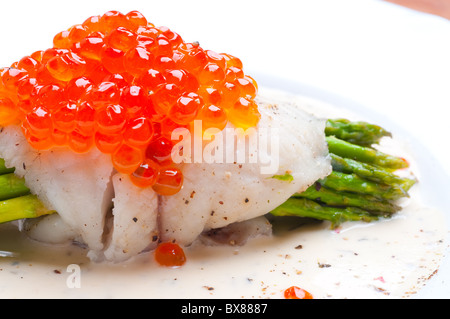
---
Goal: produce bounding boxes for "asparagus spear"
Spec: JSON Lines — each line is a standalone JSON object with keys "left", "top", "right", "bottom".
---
{"left": 0, "top": 173, "right": 30, "bottom": 201}
{"left": 294, "top": 183, "right": 400, "bottom": 214}
{"left": 325, "top": 119, "right": 391, "bottom": 146}
{"left": 0, "top": 158, "right": 14, "bottom": 175}
{"left": 271, "top": 118, "right": 415, "bottom": 228}
{"left": 0, "top": 159, "right": 53, "bottom": 224}
{"left": 330, "top": 153, "right": 416, "bottom": 190}
{"left": 0, "top": 194, "right": 55, "bottom": 224}
{"left": 326, "top": 136, "right": 409, "bottom": 170}
{"left": 270, "top": 197, "right": 381, "bottom": 227}
{"left": 319, "top": 171, "right": 408, "bottom": 200}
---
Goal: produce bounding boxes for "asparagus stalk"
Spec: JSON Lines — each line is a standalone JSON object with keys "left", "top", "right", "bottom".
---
{"left": 319, "top": 171, "right": 408, "bottom": 200}
{"left": 0, "top": 194, "right": 55, "bottom": 224}
{"left": 0, "top": 157, "right": 52, "bottom": 224}
{"left": 294, "top": 183, "right": 400, "bottom": 214}
{"left": 271, "top": 118, "right": 415, "bottom": 228}
{"left": 325, "top": 119, "right": 391, "bottom": 146}
{"left": 330, "top": 153, "right": 416, "bottom": 190}
{"left": 0, "top": 173, "right": 30, "bottom": 201}
{"left": 270, "top": 197, "right": 381, "bottom": 227}
{"left": 326, "top": 136, "right": 409, "bottom": 170}
{"left": 0, "top": 158, "right": 15, "bottom": 175}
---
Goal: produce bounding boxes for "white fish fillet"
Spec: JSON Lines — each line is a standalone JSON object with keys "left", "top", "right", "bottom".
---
{"left": 159, "top": 92, "right": 331, "bottom": 245}
{"left": 0, "top": 127, "right": 114, "bottom": 253}
{"left": 0, "top": 90, "right": 331, "bottom": 262}
{"left": 100, "top": 173, "right": 159, "bottom": 262}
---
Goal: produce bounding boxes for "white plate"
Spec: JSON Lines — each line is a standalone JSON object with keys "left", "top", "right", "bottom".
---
{"left": 0, "top": 0, "right": 449, "bottom": 299}
{"left": 0, "top": 80, "right": 447, "bottom": 299}
{"left": 256, "top": 75, "right": 450, "bottom": 298}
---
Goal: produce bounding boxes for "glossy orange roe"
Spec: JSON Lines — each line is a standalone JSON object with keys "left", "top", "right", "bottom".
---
{"left": 154, "top": 242, "right": 186, "bottom": 267}
{"left": 284, "top": 286, "right": 313, "bottom": 299}
{"left": 0, "top": 10, "right": 260, "bottom": 195}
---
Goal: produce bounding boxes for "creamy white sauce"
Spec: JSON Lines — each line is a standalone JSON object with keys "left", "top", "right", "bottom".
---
{"left": 0, "top": 88, "right": 446, "bottom": 299}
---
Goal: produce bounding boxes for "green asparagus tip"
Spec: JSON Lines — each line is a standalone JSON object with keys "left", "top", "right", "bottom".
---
{"left": 325, "top": 119, "right": 392, "bottom": 146}
{"left": 272, "top": 118, "right": 416, "bottom": 228}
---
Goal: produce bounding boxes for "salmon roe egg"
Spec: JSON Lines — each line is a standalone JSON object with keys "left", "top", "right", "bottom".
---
{"left": 87, "top": 81, "right": 120, "bottom": 108}
{"left": 100, "top": 10, "right": 129, "bottom": 33}
{"left": 52, "top": 128, "right": 68, "bottom": 146}
{"left": 111, "top": 143, "right": 143, "bottom": 174}
{"left": 284, "top": 286, "right": 313, "bottom": 299}
{"left": 95, "top": 103, "right": 126, "bottom": 134}
{"left": 17, "top": 56, "right": 39, "bottom": 77}
{"left": 77, "top": 32, "right": 105, "bottom": 61}
{"left": 124, "top": 116, "right": 154, "bottom": 147}
{"left": 36, "top": 84, "right": 66, "bottom": 110}
{"left": 154, "top": 242, "right": 186, "bottom": 267}
{"left": 0, "top": 97, "right": 19, "bottom": 126}
{"left": 107, "top": 27, "right": 137, "bottom": 52}
{"left": 145, "top": 136, "right": 174, "bottom": 167}
{"left": 0, "top": 10, "right": 260, "bottom": 195}
{"left": 227, "top": 97, "right": 261, "bottom": 129}
{"left": 22, "top": 125, "right": 54, "bottom": 150}
{"left": 120, "top": 85, "right": 148, "bottom": 118}
{"left": 198, "top": 104, "right": 228, "bottom": 132}
{"left": 130, "top": 158, "right": 159, "bottom": 188}
{"left": 82, "top": 15, "right": 102, "bottom": 33}
{"left": 46, "top": 51, "right": 87, "bottom": 82}
{"left": 53, "top": 30, "right": 71, "bottom": 49}
{"left": 94, "top": 131, "right": 122, "bottom": 154}
{"left": 125, "top": 10, "right": 148, "bottom": 31}
{"left": 123, "top": 46, "right": 154, "bottom": 77}
{"left": 2, "top": 68, "right": 28, "bottom": 91}
{"left": 69, "top": 129, "right": 94, "bottom": 153}
{"left": 25, "top": 106, "right": 53, "bottom": 139}
{"left": 75, "top": 101, "right": 96, "bottom": 135}
{"left": 101, "top": 46, "right": 126, "bottom": 74}
{"left": 152, "top": 167, "right": 183, "bottom": 196}
{"left": 52, "top": 101, "right": 77, "bottom": 133}
{"left": 168, "top": 92, "right": 203, "bottom": 125}
{"left": 66, "top": 77, "right": 93, "bottom": 102}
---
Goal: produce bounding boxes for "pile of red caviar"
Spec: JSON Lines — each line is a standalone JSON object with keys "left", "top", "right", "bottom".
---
{"left": 0, "top": 10, "right": 260, "bottom": 195}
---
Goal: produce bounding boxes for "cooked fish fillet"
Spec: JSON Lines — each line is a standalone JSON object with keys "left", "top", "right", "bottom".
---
{"left": 0, "top": 90, "right": 331, "bottom": 262}
{"left": 0, "top": 127, "right": 114, "bottom": 252}
{"left": 100, "top": 173, "right": 159, "bottom": 262}
{"left": 159, "top": 92, "right": 331, "bottom": 245}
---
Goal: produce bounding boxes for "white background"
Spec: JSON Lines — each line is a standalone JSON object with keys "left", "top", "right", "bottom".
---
{"left": 1, "top": 0, "right": 449, "bottom": 297}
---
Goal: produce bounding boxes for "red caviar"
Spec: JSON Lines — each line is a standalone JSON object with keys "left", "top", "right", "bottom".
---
{"left": 154, "top": 242, "right": 186, "bottom": 267}
{"left": 0, "top": 10, "right": 260, "bottom": 195}
{"left": 284, "top": 286, "right": 313, "bottom": 299}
